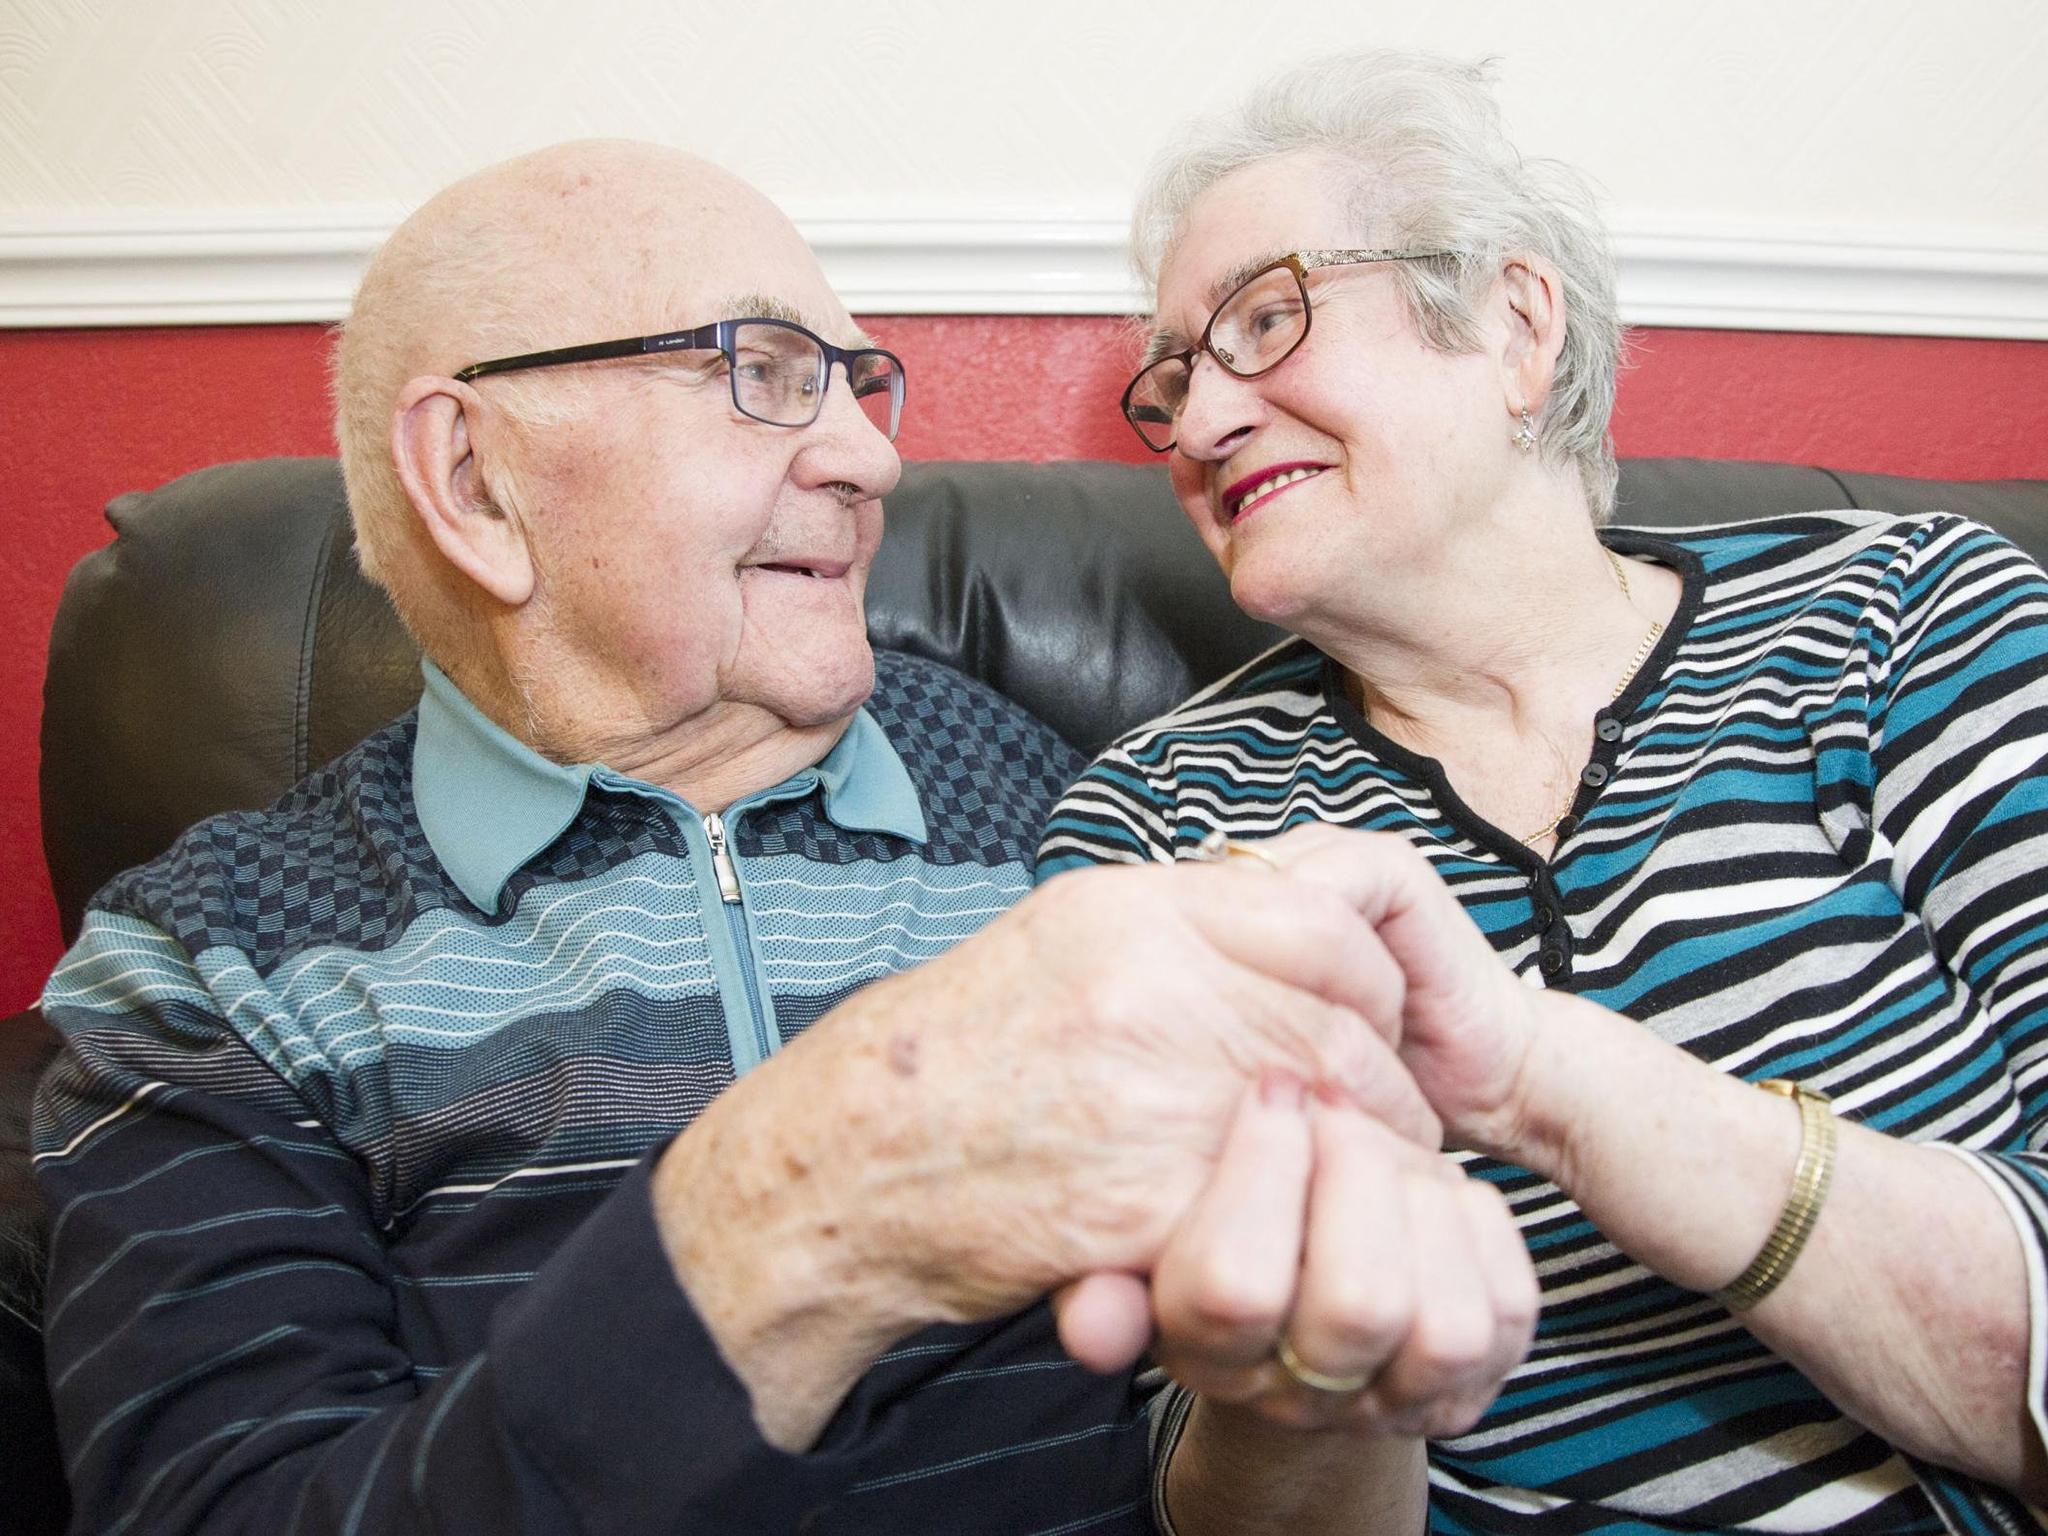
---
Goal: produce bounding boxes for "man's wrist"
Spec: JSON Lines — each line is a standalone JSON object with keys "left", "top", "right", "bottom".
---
{"left": 648, "top": 1021, "right": 938, "bottom": 1449}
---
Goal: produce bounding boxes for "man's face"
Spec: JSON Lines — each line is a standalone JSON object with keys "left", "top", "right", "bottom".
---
{"left": 489, "top": 190, "right": 902, "bottom": 754}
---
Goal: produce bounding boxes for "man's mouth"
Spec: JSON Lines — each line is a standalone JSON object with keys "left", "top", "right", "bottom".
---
{"left": 1222, "top": 462, "right": 1326, "bottom": 523}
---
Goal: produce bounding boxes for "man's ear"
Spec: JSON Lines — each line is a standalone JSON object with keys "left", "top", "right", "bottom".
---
{"left": 1497, "top": 254, "right": 1568, "bottom": 422}
{"left": 389, "top": 379, "right": 537, "bottom": 607}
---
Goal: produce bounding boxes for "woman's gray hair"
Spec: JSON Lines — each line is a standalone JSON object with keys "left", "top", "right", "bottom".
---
{"left": 1133, "top": 51, "right": 1624, "bottom": 520}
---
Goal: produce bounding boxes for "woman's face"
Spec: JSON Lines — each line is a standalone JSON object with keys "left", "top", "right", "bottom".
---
{"left": 1152, "top": 152, "right": 1512, "bottom": 633}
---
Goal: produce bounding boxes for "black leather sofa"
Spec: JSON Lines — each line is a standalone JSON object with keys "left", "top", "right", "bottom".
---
{"left": 6, "top": 455, "right": 2048, "bottom": 1534}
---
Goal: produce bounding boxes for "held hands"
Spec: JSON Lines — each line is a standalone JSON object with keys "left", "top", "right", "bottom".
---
{"left": 652, "top": 842, "right": 1447, "bottom": 1448}
{"left": 827, "top": 852, "right": 1448, "bottom": 1319}
{"left": 1053, "top": 825, "right": 1547, "bottom": 1440}
{"left": 1056, "top": 1079, "right": 1536, "bottom": 1440}
{"left": 656, "top": 825, "right": 1539, "bottom": 1450}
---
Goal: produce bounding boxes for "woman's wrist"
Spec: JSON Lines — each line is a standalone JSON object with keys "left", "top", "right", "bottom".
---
{"left": 1458, "top": 988, "right": 1595, "bottom": 1176}
{"left": 1167, "top": 1394, "right": 1428, "bottom": 1536}
{"left": 1481, "top": 992, "right": 1811, "bottom": 1294}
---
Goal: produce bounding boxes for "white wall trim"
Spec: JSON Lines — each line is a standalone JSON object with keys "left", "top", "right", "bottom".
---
{"left": 4, "top": 211, "right": 2047, "bottom": 338}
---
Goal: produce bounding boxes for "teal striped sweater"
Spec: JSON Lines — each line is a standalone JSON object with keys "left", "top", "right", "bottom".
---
{"left": 1043, "top": 512, "right": 2048, "bottom": 1536}
{"left": 35, "top": 649, "right": 1153, "bottom": 1535}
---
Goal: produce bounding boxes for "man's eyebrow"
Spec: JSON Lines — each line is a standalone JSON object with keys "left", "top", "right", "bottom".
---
{"left": 1140, "top": 251, "right": 1293, "bottom": 365}
{"left": 720, "top": 292, "right": 805, "bottom": 325}
{"left": 717, "top": 293, "right": 876, "bottom": 349}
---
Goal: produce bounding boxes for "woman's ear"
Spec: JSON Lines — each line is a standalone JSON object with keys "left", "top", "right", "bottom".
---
{"left": 389, "top": 378, "right": 536, "bottom": 607}
{"left": 1497, "top": 254, "right": 1568, "bottom": 421}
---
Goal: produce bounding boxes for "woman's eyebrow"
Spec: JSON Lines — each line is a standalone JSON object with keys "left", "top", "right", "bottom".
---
{"left": 1141, "top": 251, "right": 1293, "bottom": 363}
{"left": 1205, "top": 251, "right": 1288, "bottom": 308}
{"left": 1139, "top": 326, "right": 1186, "bottom": 367}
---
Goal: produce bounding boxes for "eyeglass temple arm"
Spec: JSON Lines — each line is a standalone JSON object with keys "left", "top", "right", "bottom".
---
{"left": 452, "top": 325, "right": 724, "bottom": 383}
{"left": 1296, "top": 248, "right": 1454, "bottom": 266}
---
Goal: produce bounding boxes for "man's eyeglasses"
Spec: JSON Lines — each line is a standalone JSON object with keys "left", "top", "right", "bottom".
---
{"left": 454, "top": 318, "right": 907, "bottom": 441}
{"left": 1120, "top": 249, "right": 1456, "bottom": 452}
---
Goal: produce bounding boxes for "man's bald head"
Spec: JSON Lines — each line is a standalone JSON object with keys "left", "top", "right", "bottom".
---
{"left": 332, "top": 140, "right": 816, "bottom": 618}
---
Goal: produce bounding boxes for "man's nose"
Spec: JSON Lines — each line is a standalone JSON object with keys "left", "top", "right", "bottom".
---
{"left": 804, "top": 363, "right": 902, "bottom": 497}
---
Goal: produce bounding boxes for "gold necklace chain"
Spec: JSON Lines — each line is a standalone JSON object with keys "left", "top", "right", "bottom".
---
{"left": 1519, "top": 552, "right": 1666, "bottom": 847}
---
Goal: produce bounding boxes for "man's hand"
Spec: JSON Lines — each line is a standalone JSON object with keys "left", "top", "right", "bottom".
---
{"left": 649, "top": 856, "right": 1440, "bottom": 1448}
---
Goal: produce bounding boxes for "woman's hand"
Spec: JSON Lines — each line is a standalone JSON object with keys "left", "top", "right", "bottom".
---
{"left": 1209, "top": 824, "right": 1554, "bottom": 1159}
{"left": 1183, "top": 828, "right": 2047, "bottom": 1505}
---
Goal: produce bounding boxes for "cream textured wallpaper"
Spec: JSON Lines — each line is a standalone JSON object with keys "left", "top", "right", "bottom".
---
{"left": 2, "top": 0, "right": 2045, "bottom": 329}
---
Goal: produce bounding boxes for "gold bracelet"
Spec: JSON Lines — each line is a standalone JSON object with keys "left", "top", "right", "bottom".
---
{"left": 1712, "top": 1081, "right": 1843, "bottom": 1310}
{"left": 1714, "top": 1079, "right": 1837, "bottom": 1312}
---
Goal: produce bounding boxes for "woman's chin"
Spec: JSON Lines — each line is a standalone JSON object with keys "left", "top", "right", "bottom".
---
{"left": 1228, "top": 564, "right": 1314, "bottom": 631}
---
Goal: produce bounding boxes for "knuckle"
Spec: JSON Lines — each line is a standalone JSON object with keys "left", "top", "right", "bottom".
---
{"left": 1176, "top": 1267, "right": 1289, "bottom": 1338}
{"left": 1341, "top": 1392, "right": 1398, "bottom": 1436}
{"left": 1315, "top": 1282, "right": 1412, "bottom": 1352}
{"left": 1406, "top": 1307, "right": 1494, "bottom": 1376}
{"left": 1376, "top": 830, "right": 1433, "bottom": 871}
{"left": 1295, "top": 886, "right": 1366, "bottom": 948}
{"left": 1075, "top": 969, "right": 1150, "bottom": 1035}
{"left": 1499, "top": 1271, "right": 1541, "bottom": 1335}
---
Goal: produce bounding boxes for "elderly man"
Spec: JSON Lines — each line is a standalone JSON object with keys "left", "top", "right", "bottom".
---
{"left": 34, "top": 141, "right": 1530, "bottom": 1535}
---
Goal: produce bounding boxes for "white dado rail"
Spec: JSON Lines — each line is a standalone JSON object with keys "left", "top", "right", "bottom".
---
{"left": 3, "top": 211, "right": 2047, "bottom": 338}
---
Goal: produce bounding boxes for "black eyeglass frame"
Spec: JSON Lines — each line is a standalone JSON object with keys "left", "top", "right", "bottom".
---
{"left": 453, "top": 317, "right": 907, "bottom": 441}
{"left": 1120, "top": 248, "right": 1458, "bottom": 452}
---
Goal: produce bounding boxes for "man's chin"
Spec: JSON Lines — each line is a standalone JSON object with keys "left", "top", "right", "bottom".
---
{"left": 763, "top": 646, "right": 877, "bottom": 731}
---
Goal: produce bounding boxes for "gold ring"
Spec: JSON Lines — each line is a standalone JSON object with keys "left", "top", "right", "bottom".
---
{"left": 1194, "top": 829, "right": 1282, "bottom": 870}
{"left": 1274, "top": 1337, "right": 1372, "bottom": 1395}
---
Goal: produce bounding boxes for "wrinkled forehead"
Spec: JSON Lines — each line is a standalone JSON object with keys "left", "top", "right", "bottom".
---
{"left": 618, "top": 194, "right": 867, "bottom": 346}
{"left": 1144, "top": 152, "right": 1373, "bottom": 359}
{"left": 570, "top": 231, "right": 865, "bottom": 354}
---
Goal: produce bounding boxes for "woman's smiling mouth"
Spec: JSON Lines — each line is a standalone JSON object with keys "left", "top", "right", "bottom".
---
{"left": 1223, "top": 462, "right": 1327, "bottom": 523}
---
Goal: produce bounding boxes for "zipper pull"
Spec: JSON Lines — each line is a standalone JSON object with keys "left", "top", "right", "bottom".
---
{"left": 702, "top": 812, "right": 742, "bottom": 904}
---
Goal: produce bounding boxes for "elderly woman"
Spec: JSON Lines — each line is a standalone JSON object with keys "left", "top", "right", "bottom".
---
{"left": 1041, "top": 50, "right": 2048, "bottom": 1536}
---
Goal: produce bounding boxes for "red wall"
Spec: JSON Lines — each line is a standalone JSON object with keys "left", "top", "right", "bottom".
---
{"left": 5, "top": 319, "right": 2047, "bottom": 1009}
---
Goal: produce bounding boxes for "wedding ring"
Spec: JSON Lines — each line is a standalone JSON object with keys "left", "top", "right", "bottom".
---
{"left": 1193, "top": 829, "right": 1282, "bottom": 870}
{"left": 1274, "top": 1336, "right": 1372, "bottom": 1396}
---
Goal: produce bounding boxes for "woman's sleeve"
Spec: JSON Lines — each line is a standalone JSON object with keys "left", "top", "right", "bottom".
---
{"left": 1863, "top": 517, "right": 2048, "bottom": 1480}
{"left": 1036, "top": 745, "right": 1179, "bottom": 878}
